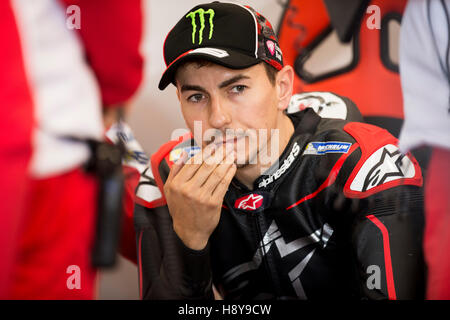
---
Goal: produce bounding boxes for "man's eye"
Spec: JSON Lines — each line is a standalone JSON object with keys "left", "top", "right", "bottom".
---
{"left": 230, "top": 85, "right": 247, "bottom": 94}
{"left": 187, "top": 94, "right": 204, "bottom": 103}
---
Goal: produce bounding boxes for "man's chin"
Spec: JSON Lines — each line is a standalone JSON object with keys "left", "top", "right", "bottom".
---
{"left": 234, "top": 150, "right": 258, "bottom": 169}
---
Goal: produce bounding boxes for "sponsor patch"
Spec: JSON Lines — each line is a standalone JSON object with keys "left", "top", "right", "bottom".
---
{"left": 266, "top": 40, "right": 275, "bottom": 55}
{"left": 264, "top": 37, "right": 282, "bottom": 61}
{"left": 186, "top": 8, "right": 215, "bottom": 45}
{"left": 303, "top": 142, "right": 352, "bottom": 155}
{"left": 169, "top": 146, "right": 201, "bottom": 162}
{"left": 258, "top": 142, "right": 300, "bottom": 188}
{"left": 234, "top": 193, "right": 264, "bottom": 211}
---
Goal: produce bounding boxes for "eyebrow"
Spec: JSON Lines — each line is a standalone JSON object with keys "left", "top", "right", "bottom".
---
{"left": 218, "top": 74, "right": 250, "bottom": 89}
{"left": 180, "top": 85, "right": 206, "bottom": 93}
{"left": 180, "top": 74, "right": 251, "bottom": 93}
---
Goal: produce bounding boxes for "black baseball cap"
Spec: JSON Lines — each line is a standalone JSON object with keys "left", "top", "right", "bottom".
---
{"left": 158, "top": 1, "right": 284, "bottom": 90}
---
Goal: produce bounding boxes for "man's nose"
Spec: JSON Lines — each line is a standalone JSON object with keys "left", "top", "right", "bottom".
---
{"left": 208, "top": 96, "right": 231, "bottom": 129}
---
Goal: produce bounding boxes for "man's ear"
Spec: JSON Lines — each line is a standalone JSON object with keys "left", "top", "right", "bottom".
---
{"left": 275, "top": 65, "right": 294, "bottom": 111}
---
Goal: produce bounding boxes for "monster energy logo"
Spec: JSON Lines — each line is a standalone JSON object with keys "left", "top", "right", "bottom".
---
{"left": 186, "top": 8, "right": 215, "bottom": 44}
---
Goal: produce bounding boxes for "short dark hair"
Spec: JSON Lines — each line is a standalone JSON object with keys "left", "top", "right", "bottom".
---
{"left": 174, "top": 59, "right": 278, "bottom": 86}
{"left": 262, "top": 62, "right": 278, "bottom": 85}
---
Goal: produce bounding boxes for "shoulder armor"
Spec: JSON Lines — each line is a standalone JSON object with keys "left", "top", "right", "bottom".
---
{"left": 287, "top": 91, "right": 364, "bottom": 122}
{"left": 342, "top": 122, "right": 423, "bottom": 198}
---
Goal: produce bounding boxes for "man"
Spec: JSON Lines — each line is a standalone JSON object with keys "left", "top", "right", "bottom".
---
{"left": 398, "top": 0, "right": 450, "bottom": 299}
{"left": 133, "top": 2, "right": 424, "bottom": 299}
{"left": 1, "top": 0, "right": 143, "bottom": 299}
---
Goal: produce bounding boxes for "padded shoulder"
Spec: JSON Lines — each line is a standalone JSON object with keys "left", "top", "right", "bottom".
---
{"left": 287, "top": 91, "right": 364, "bottom": 122}
{"left": 342, "top": 122, "right": 423, "bottom": 198}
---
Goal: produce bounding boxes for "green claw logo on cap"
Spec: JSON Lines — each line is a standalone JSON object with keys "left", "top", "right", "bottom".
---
{"left": 186, "top": 8, "right": 215, "bottom": 45}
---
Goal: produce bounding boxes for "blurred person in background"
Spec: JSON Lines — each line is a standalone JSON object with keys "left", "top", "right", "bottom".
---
{"left": 399, "top": 0, "right": 450, "bottom": 299}
{"left": 0, "top": 0, "right": 143, "bottom": 299}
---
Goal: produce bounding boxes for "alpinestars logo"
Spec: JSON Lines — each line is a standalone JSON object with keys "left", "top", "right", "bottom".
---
{"left": 349, "top": 144, "right": 416, "bottom": 192}
{"left": 186, "top": 8, "right": 215, "bottom": 44}
{"left": 362, "top": 148, "right": 405, "bottom": 191}
{"left": 234, "top": 194, "right": 264, "bottom": 211}
{"left": 258, "top": 142, "right": 300, "bottom": 188}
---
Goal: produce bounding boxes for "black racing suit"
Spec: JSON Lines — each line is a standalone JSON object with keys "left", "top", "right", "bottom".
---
{"left": 133, "top": 96, "right": 425, "bottom": 300}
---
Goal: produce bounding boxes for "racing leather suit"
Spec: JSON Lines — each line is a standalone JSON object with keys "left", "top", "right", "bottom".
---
{"left": 131, "top": 92, "right": 425, "bottom": 300}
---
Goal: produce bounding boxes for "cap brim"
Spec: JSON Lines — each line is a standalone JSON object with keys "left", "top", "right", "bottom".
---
{"left": 158, "top": 48, "right": 261, "bottom": 90}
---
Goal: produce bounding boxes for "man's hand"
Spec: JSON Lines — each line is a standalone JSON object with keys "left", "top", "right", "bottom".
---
{"left": 163, "top": 144, "right": 237, "bottom": 250}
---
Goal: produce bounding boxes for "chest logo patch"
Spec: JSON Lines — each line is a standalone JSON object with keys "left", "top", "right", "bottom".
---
{"left": 234, "top": 193, "right": 264, "bottom": 211}
{"left": 303, "top": 141, "right": 352, "bottom": 155}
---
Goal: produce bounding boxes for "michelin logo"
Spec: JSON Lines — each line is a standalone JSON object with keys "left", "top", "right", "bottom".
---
{"left": 303, "top": 142, "right": 352, "bottom": 155}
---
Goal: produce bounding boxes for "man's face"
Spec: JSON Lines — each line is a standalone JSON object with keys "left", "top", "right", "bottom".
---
{"left": 175, "top": 62, "right": 283, "bottom": 167}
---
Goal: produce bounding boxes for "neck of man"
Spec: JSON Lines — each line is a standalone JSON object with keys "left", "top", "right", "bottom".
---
{"left": 234, "top": 113, "right": 294, "bottom": 190}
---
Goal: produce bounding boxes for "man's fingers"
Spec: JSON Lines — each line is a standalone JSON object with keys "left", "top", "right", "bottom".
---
{"left": 167, "top": 151, "right": 188, "bottom": 183}
{"left": 199, "top": 148, "right": 235, "bottom": 191}
{"left": 211, "top": 163, "right": 237, "bottom": 200}
{"left": 186, "top": 142, "right": 217, "bottom": 165}
{"left": 203, "top": 143, "right": 233, "bottom": 166}
{"left": 190, "top": 148, "right": 235, "bottom": 187}
{"left": 177, "top": 143, "right": 217, "bottom": 182}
